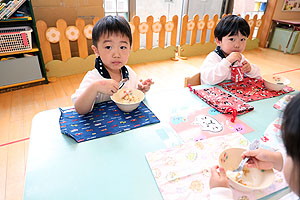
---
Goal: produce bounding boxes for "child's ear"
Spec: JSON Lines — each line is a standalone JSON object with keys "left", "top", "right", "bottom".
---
{"left": 215, "top": 38, "right": 222, "bottom": 46}
{"left": 91, "top": 45, "right": 100, "bottom": 56}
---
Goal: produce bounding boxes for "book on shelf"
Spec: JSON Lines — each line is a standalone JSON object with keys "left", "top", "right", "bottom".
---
{"left": 0, "top": 0, "right": 26, "bottom": 20}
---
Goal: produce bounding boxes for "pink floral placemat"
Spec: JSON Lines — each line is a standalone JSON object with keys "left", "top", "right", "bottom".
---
{"left": 146, "top": 133, "right": 288, "bottom": 200}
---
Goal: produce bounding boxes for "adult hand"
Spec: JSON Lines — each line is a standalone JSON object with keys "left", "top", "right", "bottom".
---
{"left": 209, "top": 165, "right": 229, "bottom": 189}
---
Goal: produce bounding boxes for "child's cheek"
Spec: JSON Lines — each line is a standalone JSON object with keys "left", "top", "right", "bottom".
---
{"left": 283, "top": 156, "right": 299, "bottom": 195}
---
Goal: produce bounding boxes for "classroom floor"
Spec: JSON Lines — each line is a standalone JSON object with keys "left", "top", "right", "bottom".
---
{"left": 0, "top": 48, "right": 299, "bottom": 200}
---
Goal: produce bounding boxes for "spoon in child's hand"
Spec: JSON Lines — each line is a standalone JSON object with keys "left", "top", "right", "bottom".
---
{"left": 119, "top": 78, "right": 128, "bottom": 89}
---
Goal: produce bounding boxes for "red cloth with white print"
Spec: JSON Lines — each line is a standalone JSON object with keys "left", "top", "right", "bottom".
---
{"left": 218, "top": 77, "right": 294, "bottom": 102}
{"left": 193, "top": 87, "right": 254, "bottom": 115}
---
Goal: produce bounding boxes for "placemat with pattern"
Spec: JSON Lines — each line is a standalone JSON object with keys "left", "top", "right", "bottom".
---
{"left": 59, "top": 101, "right": 160, "bottom": 143}
{"left": 218, "top": 78, "right": 294, "bottom": 102}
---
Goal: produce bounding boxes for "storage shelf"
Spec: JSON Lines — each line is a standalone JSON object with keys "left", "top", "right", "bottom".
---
{"left": 0, "top": 16, "right": 32, "bottom": 22}
{"left": 0, "top": 0, "right": 49, "bottom": 90}
{"left": 0, "top": 78, "right": 46, "bottom": 90}
{"left": 0, "top": 47, "right": 39, "bottom": 57}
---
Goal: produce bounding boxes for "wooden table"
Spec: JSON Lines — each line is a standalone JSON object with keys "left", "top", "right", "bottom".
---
{"left": 24, "top": 86, "right": 294, "bottom": 200}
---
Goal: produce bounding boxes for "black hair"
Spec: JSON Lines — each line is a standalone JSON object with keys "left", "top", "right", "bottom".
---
{"left": 281, "top": 92, "right": 300, "bottom": 195}
{"left": 214, "top": 15, "right": 250, "bottom": 41}
{"left": 92, "top": 15, "right": 132, "bottom": 47}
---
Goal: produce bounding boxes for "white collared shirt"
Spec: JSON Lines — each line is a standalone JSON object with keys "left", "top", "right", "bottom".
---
{"left": 71, "top": 65, "right": 139, "bottom": 104}
{"left": 200, "top": 51, "right": 261, "bottom": 85}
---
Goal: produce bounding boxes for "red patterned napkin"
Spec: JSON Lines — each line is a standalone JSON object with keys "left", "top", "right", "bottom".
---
{"left": 219, "top": 78, "right": 294, "bottom": 102}
{"left": 192, "top": 87, "right": 254, "bottom": 115}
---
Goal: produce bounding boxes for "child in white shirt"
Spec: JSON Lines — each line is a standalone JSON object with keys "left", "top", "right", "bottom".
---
{"left": 72, "top": 16, "right": 153, "bottom": 114}
{"left": 200, "top": 15, "right": 261, "bottom": 85}
{"left": 209, "top": 93, "right": 300, "bottom": 200}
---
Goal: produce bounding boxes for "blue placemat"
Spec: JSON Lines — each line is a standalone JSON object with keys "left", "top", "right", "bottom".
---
{"left": 59, "top": 101, "right": 160, "bottom": 143}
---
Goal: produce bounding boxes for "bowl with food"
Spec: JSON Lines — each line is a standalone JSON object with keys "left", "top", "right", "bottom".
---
{"left": 219, "top": 148, "right": 274, "bottom": 192}
{"left": 263, "top": 74, "right": 290, "bottom": 91}
{"left": 111, "top": 88, "right": 144, "bottom": 112}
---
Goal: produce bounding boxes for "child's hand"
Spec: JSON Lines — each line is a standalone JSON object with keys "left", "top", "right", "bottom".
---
{"left": 242, "top": 149, "right": 283, "bottom": 171}
{"left": 209, "top": 165, "right": 229, "bottom": 189}
{"left": 241, "top": 61, "right": 251, "bottom": 73}
{"left": 95, "top": 79, "right": 119, "bottom": 95}
{"left": 138, "top": 78, "right": 154, "bottom": 93}
{"left": 226, "top": 52, "right": 242, "bottom": 64}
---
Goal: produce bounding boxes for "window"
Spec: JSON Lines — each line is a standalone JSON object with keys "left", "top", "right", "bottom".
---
{"left": 104, "top": 0, "right": 129, "bottom": 20}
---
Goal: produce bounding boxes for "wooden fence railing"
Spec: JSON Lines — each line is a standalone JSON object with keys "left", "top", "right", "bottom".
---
{"left": 37, "top": 14, "right": 265, "bottom": 65}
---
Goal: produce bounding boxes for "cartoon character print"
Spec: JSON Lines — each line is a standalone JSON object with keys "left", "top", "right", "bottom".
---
{"left": 223, "top": 101, "right": 233, "bottom": 106}
{"left": 220, "top": 141, "right": 231, "bottom": 150}
{"left": 192, "top": 115, "right": 223, "bottom": 133}
{"left": 186, "top": 151, "right": 197, "bottom": 161}
{"left": 219, "top": 77, "right": 294, "bottom": 103}
{"left": 171, "top": 115, "right": 188, "bottom": 125}
{"left": 152, "top": 168, "right": 161, "bottom": 179}
{"left": 200, "top": 168, "right": 210, "bottom": 177}
{"left": 193, "top": 87, "right": 254, "bottom": 115}
{"left": 165, "top": 157, "right": 176, "bottom": 166}
{"left": 239, "top": 138, "right": 249, "bottom": 147}
{"left": 231, "top": 123, "right": 246, "bottom": 134}
{"left": 208, "top": 108, "right": 220, "bottom": 116}
{"left": 238, "top": 196, "right": 250, "bottom": 200}
{"left": 189, "top": 180, "right": 204, "bottom": 192}
{"left": 195, "top": 141, "right": 204, "bottom": 149}
{"left": 193, "top": 134, "right": 207, "bottom": 142}
{"left": 166, "top": 172, "right": 179, "bottom": 183}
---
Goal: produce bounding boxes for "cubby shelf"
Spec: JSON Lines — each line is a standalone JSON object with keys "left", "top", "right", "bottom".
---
{"left": 0, "top": 0, "right": 48, "bottom": 91}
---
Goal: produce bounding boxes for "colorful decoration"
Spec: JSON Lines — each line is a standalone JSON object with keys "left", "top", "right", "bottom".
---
{"left": 152, "top": 22, "right": 162, "bottom": 33}
{"left": 169, "top": 107, "right": 253, "bottom": 143}
{"left": 139, "top": 22, "right": 149, "bottom": 34}
{"left": 273, "top": 95, "right": 294, "bottom": 111}
{"left": 187, "top": 20, "right": 195, "bottom": 31}
{"left": 83, "top": 24, "right": 93, "bottom": 39}
{"left": 197, "top": 20, "right": 205, "bottom": 30}
{"left": 46, "top": 27, "right": 60, "bottom": 43}
{"left": 248, "top": 19, "right": 254, "bottom": 27}
{"left": 259, "top": 117, "right": 285, "bottom": 151}
{"left": 165, "top": 21, "right": 174, "bottom": 32}
{"left": 207, "top": 20, "right": 215, "bottom": 29}
{"left": 65, "top": 26, "right": 79, "bottom": 41}
{"left": 256, "top": 19, "right": 262, "bottom": 27}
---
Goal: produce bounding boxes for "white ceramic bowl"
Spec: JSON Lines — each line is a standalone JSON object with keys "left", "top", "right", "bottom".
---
{"left": 111, "top": 88, "right": 144, "bottom": 112}
{"left": 263, "top": 74, "right": 290, "bottom": 91}
{"left": 219, "top": 148, "right": 274, "bottom": 192}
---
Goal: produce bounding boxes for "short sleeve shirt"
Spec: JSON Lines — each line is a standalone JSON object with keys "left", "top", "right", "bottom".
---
{"left": 71, "top": 65, "right": 139, "bottom": 104}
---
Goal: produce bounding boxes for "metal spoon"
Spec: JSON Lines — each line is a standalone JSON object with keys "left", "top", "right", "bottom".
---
{"left": 119, "top": 78, "right": 128, "bottom": 89}
{"left": 232, "top": 139, "right": 260, "bottom": 180}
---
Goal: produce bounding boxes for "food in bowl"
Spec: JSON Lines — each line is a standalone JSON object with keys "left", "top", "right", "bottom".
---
{"left": 111, "top": 88, "right": 144, "bottom": 112}
{"left": 263, "top": 74, "right": 290, "bottom": 91}
{"left": 120, "top": 90, "right": 139, "bottom": 103}
{"left": 226, "top": 168, "right": 251, "bottom": 186}
{"left": 219, "top": 148, "right": 274, "bottom": 191}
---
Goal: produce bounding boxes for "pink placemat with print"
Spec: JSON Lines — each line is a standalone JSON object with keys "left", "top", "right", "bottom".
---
{"left": 192, "top": 87, "right": 254, "bottom": 115}
{"left": 218, "top": 77, "right": 294, "bottom": 102}
{"left": 169, "top": 107, "right": 253, "bottom": 142}
{"left": 145, "top": 132, "right": 288, "bottom": 200}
